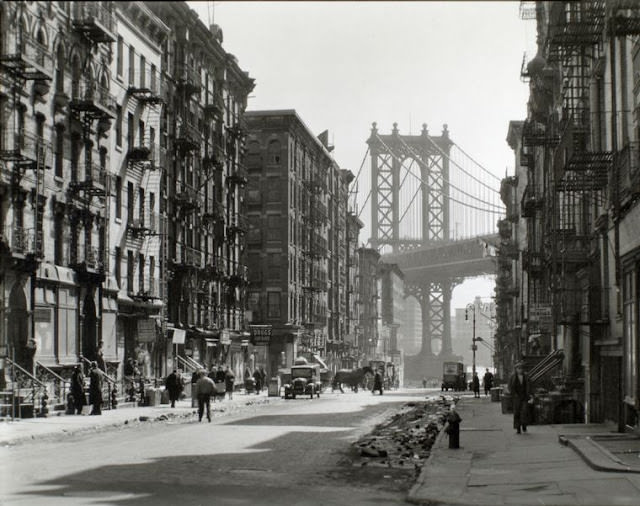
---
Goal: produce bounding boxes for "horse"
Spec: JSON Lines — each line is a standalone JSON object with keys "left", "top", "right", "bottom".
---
{"left": 332, "top": 366, "right": 374, "bottom": 393}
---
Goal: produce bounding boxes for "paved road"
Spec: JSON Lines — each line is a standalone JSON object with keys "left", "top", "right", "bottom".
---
{"left": 2, "top": 390, "right": 430, "bottom": 506}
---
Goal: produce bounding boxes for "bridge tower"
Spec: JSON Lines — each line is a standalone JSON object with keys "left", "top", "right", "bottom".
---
{"left": 367, "top": 122, "right": 461, "bottom": 381}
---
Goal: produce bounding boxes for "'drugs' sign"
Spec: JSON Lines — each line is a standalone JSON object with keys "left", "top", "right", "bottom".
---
{"left": 250, "top": 325, "right": 272, "bottom": 345}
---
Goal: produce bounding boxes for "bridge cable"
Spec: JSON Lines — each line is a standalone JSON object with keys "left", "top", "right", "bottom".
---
{"left": 451, "top": 142, "right": 502, "bottom": 182}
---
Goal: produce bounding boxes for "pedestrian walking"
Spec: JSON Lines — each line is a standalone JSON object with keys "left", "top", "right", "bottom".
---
{"left": 253, "top": 369, "right": 262, "bottom": 394}
{"left": 372, "top": 370, "right": 383, "bottom": 395}
{"left": 259, "top": 367, "right": 267, "bottom": 392}
{"left": 472, "top": 372, "right": 481, "bottom": 398}
{"left": 225, "top": 367, "right": 235, "bottom": 400}
{"left": 70, "top": 366, "right": 86, "bottom": 415}
{"left": 195, "top": 370, "right": 216, "bottom": 422}
{"left": 88, "top": 361, "right": 103, "bottom": 415}
{"left": 445, "top": 403, "right": 462, "bottom": 449}
{"left": 483, "top": 368, "right": 494, "bottom": 396}
{"left": 165, "top": 370, "right": 183, "bottom": 408}
{"left": 422, "top": 376, "right": 428, "bottom": 389}
{"left": 508, "top": 361, "right": 531, "bottom": 434}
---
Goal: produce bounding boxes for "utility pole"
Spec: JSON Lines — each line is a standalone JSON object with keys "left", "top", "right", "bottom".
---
{"left": 466, "top": 302, "right": 477, "bottom": 377}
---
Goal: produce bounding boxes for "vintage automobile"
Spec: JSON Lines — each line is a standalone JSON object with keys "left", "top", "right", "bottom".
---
{"left": 284, "top": 362, "right": 322, "bottom": 399}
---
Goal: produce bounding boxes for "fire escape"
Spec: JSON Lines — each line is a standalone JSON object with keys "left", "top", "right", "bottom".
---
{"left": 301, "top": 166, "right": 328, "bottom": 353}
{"left": 0, "top": 18, "right": 54, "bottom": 273}
{"left": 546, "top": 1, "right": 608, "bottom": 324}
{"left": 66, "top": 2, "right": 116, "bottom": 284}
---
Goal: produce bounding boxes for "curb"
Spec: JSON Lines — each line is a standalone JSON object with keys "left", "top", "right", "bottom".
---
{"left": 560, "top": 434, "right": 640, "bottom": 474}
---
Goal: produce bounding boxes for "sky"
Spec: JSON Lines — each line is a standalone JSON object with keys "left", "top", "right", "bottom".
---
{"left": 186, "top": 0, "right": 537, "bottom": 309}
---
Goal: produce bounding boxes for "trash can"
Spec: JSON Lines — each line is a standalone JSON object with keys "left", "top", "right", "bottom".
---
{"left": 160, "top": 388, "right": 170, "bottom": 405}
{"left": 145, "top": 387, "right": 161, "bottom": 407}
{"left": 490, "top": 387, "right": 502, "bottom": 402}
{"left": 268, "top": 376, "right": 281, "bottom": 397}
{"left": 501, "top": 392, "right": 513, "bottom": 414}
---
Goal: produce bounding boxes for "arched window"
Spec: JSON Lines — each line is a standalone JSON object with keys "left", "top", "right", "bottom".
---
{"left": 71, "top": 55, "right": 81, "bottom": 98}
{"left": 55, "top": 44, "right": 65, "bottom": 93}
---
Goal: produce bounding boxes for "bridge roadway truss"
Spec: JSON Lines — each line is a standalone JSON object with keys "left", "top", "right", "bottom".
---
{"left": 368, "top": 122, "right": 499, "bottom": 382}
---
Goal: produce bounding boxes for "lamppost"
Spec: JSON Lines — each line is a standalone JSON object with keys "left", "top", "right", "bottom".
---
{"left": 465, "top": 302, "right": 477, "bottom": 377}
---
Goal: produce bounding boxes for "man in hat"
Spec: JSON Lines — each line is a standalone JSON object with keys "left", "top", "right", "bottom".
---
{"left": 508, "top": 361, "right": 530, "bottom": 434}
{"left": 88, "top": 361, "right": 103, "bottom": 415}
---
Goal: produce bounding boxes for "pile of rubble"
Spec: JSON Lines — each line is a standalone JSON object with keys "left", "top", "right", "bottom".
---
{"left": 351, "top": 396, "right": 457, "bottom": 475}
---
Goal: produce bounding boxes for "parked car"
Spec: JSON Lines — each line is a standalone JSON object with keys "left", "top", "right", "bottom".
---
{"left": 284, "top": 363, "right": 322, "bottom": 399}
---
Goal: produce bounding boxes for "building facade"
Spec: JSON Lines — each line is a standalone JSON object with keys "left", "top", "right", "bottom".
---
{"left": 0, "top": 1, "right": 254, "bottom": 413}
{"left": 498, "top": 1, "right": 640, "bottom": 430}
{"left": 243, "top": 110, "right": 356, "bottom": 377}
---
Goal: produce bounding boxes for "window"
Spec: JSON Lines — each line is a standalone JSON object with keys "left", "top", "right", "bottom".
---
{"left": 127, "top": 181, "right": 134, "bottom": 223}
{"left": 139, "top": 55, "right": 146, "bottom": 88}
{"left": 127, "top": 250, "right": 134, "bottom": 293}
{"left": 116, "top": 36, "right": 123, "bottom": 76}
{"left": 149, "top": 256, "right": 155, "bottom": 294}
{"left": 115, "top": 105, "right": 122, "bottom": 147}
{"left": 115, "top": 247, "right": 121, "bottom": 288}
{"left": 115, "top": 176, "right": 122, "bottom": 219}
{"left": 267, "top": 215, "right": 281, "bottom": 241}
{"left": 139, "top": 187, "right": 144, "bottom": 223}
{"left": 55, "top": 44, "right": 65, "bottom": 93}
{"left": 128, "top": 113, "right": 134, "bottom": 149}
{"left": 267, "top": 291, "right": 280, "bottom": 318}
{"left": 150, "top": 64, "right": 157, "bottom": 92}
{"left": 55, "top": 125, "right": 64, "bottom": 177}
{"left": 138, "top": 254, "right": 145, "bottom": 293}
{"left": 267, "top": 140, "right": 281, "bottom": 165}
{"left": 128, "top": 45, "right": 135, "bottom": 84}
{"left": 54, "top": 213, "right": 63, "bottom": 265}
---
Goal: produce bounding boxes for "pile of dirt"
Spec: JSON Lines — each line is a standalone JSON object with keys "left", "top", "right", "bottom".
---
{"left": 350, "top": 396, "right": 455, "bottom": 475}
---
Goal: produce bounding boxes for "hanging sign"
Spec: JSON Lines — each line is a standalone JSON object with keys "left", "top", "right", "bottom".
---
{"left": 250, "top": 325, "right": 272, "bottom": 345}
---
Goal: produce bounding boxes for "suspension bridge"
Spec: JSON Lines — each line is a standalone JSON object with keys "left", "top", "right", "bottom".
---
{"left": 353, "top": 122, "right": 505, "bottom": 382}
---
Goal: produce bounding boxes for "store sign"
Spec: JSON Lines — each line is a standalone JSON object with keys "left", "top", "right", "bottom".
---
{"left": 250, "top": 325, "right": 272, "bottom": 345}
{"left": 530, "top": 304, "right": 552, "bottom": 331}
{"left": 220, "top": 329, "right": 231, "bottom": 345}
{"left": 137, "top": 320, "right": 156, "bottom": 342}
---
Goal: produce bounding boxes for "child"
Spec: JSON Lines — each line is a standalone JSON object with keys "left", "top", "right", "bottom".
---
{"left": 445, "top": 403, "right": 462, "bottom": 449}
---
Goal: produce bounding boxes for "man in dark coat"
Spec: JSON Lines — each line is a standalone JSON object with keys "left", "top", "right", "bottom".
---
{"left": 253, "top": 369, "right": 262, "bottom": 394}
{"left": 372, "top": 370, "right": 383, "bottom": 395}
{"left": 88, "top": 361, "right": 103, "bottom": 415}
{"left": 508, "top": 361, "right": 530, "bottom": 434}
{"left": 483, "top": 368, "right": 494, "bottom": 396}
{"left": 70, "top": 366, "right": 86, "bottom": 415}
{"left": 165, "top": 370, "right": 183, "bottom": 408}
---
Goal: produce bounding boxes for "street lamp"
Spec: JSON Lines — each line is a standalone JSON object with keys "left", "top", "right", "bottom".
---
{"left": 465, "top": 303, "right": 477, "bottom": 377}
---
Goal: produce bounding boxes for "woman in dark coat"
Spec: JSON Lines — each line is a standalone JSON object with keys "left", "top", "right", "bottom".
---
{"left": 70, "top": 366, "right": 86, "bottom": 415}
{"left": 508, "top": 361, "right": 530, "bottom": 434}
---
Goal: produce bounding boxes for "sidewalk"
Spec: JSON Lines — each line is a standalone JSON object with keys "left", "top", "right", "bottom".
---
{"left": 407, "top": 395, "right": 640, "bottom": 506}
{"left": 0, "top": 390, "right": 276, "bottom": 447}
